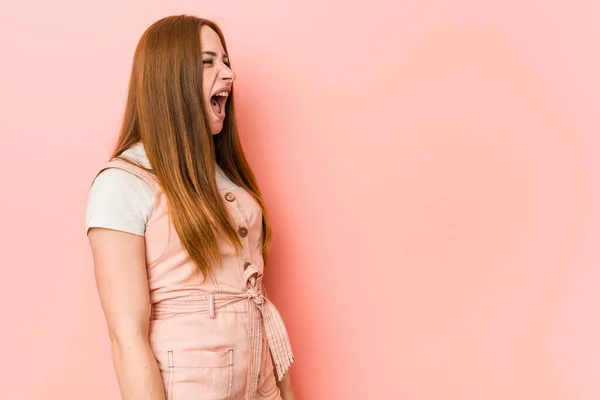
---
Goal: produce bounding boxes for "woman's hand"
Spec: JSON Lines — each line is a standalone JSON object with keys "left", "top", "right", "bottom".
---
{"left": 277, "top": 372, "right": 296, "bottom": 400}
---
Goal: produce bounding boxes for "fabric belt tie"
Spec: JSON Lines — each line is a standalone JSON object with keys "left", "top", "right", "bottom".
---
{"left": 151, "top": 264, "right": 294, "bottom": 400}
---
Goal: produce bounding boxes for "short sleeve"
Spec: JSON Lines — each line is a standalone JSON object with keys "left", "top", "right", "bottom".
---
{"left": 85, "top": 168, "right": 155, "bottom": 236}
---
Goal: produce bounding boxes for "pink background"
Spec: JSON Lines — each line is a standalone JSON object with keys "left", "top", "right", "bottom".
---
{"left": 1, "top": 0, "right": 600, "bottom": 399}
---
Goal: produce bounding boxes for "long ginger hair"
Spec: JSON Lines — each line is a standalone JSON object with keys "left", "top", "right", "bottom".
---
{"left": 110, "top": 15, "right": 273, "bottom": 280}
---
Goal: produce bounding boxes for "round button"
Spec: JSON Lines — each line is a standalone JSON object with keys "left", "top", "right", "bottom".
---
{"left": 243, "top": 261, "right": 252, "bottom": 269}
{"left": 238, "top": 226, "right": 248, "bottom": 237}
{"left": 224, "top": 192, "right": 236, "bottom": 202}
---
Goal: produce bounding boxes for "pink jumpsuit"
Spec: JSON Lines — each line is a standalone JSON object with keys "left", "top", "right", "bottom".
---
{"left": 94, "top": 159, "right": 295, "bottom": 400}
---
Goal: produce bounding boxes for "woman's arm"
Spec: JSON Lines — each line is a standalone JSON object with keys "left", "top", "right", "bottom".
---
{"left": 88, "top": 227, "right": 165, "bottom": 400}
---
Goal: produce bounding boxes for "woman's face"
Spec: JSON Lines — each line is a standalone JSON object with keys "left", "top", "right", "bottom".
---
{"left": 200, "top": 25, "right": 235, "bottom": 135}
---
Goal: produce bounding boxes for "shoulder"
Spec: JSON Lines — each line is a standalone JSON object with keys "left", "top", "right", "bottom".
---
{"left": 85, "top": 166, "right": 155, "bottom": 236}
{"left": 91, "top": 167, "right": 152, "bottom": 195}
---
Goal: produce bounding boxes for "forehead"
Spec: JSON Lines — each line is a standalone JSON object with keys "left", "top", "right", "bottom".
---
{"left": 200, "top": 25, "right": 225, "bottom": 53}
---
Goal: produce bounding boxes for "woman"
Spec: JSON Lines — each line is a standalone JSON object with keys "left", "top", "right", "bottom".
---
{"left": 86, "top": 15, "right": 295, "bottom": 400}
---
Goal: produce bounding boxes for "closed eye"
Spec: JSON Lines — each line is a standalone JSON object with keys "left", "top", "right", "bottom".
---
{"left": 203, "top": 59, "right": 230, "bottom": 68}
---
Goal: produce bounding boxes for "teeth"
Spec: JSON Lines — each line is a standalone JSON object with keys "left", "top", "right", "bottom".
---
{"left": 215, "top": 92, "right": 229, "bottom": 97}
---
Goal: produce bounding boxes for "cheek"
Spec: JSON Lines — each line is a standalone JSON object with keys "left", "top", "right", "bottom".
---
{"left": 202, "top": 77, "right": 212, "bottom": 101}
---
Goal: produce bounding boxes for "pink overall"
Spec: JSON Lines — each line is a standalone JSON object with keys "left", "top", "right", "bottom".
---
{"left": 95, "top": 159, "right": 295, "bottom": 400}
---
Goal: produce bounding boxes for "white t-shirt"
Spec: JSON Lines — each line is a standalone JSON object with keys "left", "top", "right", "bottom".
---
{"left": 85, "top": 142, "right": 240, "bottom": 236}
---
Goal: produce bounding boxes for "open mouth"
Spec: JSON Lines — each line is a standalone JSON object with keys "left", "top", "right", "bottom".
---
{"left": 210, "top": 90, "right": 229, "bottom": 119}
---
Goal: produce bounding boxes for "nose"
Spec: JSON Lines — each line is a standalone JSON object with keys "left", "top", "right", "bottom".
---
{"left": 220, "top": 64, "right": 235, "bottom": 82}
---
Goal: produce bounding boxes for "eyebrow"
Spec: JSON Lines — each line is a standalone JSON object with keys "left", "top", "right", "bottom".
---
{"left": 202, "top": 51, "right": 228, "bottom": 58}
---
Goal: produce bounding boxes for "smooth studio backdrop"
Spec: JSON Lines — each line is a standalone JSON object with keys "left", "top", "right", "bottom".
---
{"left": 1, "top": 1, "right": 600, "bottom": 399}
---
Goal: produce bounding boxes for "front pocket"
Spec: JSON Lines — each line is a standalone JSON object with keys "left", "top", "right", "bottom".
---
{"left": 165, "top": 348, "right": 234, "bottom": 400}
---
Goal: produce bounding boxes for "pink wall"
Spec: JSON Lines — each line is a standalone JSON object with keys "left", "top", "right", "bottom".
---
{"left": 1, "top": 0, "right": 600, "bottom": 399}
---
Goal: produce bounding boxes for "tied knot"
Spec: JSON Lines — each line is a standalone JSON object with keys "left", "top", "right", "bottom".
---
{"left": 247, "top": 288, "right": 263, "bottom": 305}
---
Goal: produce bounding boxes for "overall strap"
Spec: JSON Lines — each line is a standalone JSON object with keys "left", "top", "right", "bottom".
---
{"left": 90, "top": 158, "right": 161, "bottom": 192}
